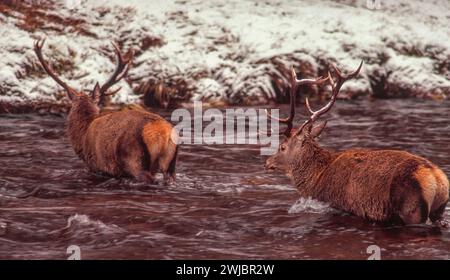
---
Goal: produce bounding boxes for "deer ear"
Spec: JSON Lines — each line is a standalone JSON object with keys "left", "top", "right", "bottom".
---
{"left": 310, "top": 121, "right": 328, "bottom": 138}
{"left": 296, "top": 122, "right": 313, "bottom": 139}
{"left": 92, "top": 83, "right": 101, "bottom": 104}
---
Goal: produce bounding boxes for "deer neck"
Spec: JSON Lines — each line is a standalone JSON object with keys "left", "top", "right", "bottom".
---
{"left": 291, "top": 143, "right": 334, "bottom": 198}
{"left": 67, "top": 102, "right": 98, "bottom": 158}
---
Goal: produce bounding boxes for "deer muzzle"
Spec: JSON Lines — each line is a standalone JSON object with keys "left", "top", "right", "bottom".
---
{"left": 264, "top": 157, "right": 277, "bottom": 171}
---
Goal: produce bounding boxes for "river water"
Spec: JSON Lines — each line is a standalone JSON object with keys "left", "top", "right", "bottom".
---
{"left": 0, "top": 99, "right": 449, "bottom": 259}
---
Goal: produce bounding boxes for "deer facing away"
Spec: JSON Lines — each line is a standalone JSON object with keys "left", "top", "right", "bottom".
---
{"left": 265, "top": 61, "right": 449, "bottom": 225}
{"left": 34, "top": 39, "right": 178, "bottom": 184}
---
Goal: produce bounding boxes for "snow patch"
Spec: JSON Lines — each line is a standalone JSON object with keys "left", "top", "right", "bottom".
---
{"left": 1, "top": 0, "right": 449, "bottom": 108}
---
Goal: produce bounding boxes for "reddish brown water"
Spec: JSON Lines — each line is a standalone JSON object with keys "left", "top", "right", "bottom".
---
{"left": 0, "top": 99, "right": 449, "bottom": 259}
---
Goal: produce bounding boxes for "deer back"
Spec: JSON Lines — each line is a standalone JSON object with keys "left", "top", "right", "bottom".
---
{"left": 302, "top": 149, "right": 447, "bottom": 222}
{"left": 81, "top": 110, "right": 168, "bottom": 175}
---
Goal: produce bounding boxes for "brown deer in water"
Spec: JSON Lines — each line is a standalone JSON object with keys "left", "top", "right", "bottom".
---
{"left": 34, "top": 39, "right": 178, "bottom": 184}
{"left": 265, "top": 61, "right": 449, "bottom": 225}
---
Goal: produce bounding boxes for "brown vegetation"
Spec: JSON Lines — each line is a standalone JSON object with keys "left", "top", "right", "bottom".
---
{"left": 0, "top": 0, "right": 95, "bottom": 36}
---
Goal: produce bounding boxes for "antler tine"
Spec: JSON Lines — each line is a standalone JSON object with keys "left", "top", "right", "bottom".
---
{"left": 331, "top": 60, "right": 363, "bottom": 81}
{"left": 98, "top": 42, "right": 134, "bottom": 101}
{"left": 305, "top": 97, "right": 314, "bottom": 114}
{"left": 266, "top": 67, "right": 330, "bottom": 136}
{"left": 306, "top": 72, "right": 336, "bottom": 125}
{"left": 296, "top": 61, "right": 363, "bottom": 135}
{"left": 304, "top": 72, "right": 331, "bottom": 115}
{"left": 102, "top": 86, "right": 122, "bottom": 97}
{"left": 296, "top": 74, "right": 330, "bottom": 86}
{"left": 265, "top": 67, "right": 297, "bottom": 136}
{"left": 266, "top": 67, "right": 297, "bottom": 122}
{"left": 34, "top": 38, "right": 78, "bottom": 98}
{"left": 328, "top": 60, "right": 363, "bottom": 102}
{"left": 327, "top": 60, "right": 363, "bottom": 101}
{"left": 304, "top": 71, "right": 332, "bottom": 116}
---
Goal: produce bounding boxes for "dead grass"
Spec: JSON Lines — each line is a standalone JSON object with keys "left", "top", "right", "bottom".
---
{"left": 0, "top": 0, "right": 96, "bottom": 37}
{"left": 0, "top": 1, "right": 447, "bottom": 114}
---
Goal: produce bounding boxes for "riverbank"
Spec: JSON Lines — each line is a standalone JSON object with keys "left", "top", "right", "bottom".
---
{"left": 1, "top": 0, "right": 449, "bottom": 113}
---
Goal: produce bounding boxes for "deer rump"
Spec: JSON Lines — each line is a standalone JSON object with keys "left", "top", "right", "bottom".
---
{"left": 76, "top": 110, "right": 177, "bottom": 180}
{"left": 312, "top": 149, "right": 449, "bottom": 224}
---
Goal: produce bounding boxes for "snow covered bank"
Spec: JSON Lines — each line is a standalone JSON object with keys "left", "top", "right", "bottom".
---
{"left": 0, "top": 0, "right": 449, "bottom": 112}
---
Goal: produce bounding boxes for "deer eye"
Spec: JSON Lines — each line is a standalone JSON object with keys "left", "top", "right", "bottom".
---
{"left": 280, "top": 144, "right": 286, "bottom": 151}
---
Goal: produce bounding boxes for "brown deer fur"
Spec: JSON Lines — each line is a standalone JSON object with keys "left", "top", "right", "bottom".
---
{"left": 265, "top": 62, "right": 449, "bottom": 224}
{"left": 267, "top": 132, "right": 449, "bottom": 224}
{"left": 35, "top": 39, "right": 177, "bottom": 184}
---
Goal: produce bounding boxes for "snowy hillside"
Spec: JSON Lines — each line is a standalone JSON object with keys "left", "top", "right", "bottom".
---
{"left": 0, "top": 0, "right": 449, "bottom": 112}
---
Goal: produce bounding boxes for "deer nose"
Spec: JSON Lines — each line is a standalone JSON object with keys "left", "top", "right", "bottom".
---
{"left": 265, "top": 159, "right": 275, "bottom": 171}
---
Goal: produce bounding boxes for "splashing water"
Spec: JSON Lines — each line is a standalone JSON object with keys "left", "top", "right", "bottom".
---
{"left": 288, "top": 197, "right": 332, "bottom": 214}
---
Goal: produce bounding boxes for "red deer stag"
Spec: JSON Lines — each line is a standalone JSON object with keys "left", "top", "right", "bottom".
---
{"left": 265, "top": 61, "right": 449, "bottom": 225}
{"left": 34, "top": 39, "right": 178, "bottom": 184}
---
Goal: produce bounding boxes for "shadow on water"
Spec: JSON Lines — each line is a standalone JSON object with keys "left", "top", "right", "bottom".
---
{"left": 0, "top": 99, "right": 449, "bottom": 259}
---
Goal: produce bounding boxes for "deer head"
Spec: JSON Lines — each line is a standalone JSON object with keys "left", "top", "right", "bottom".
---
{"left": 34, "top": 39, "right": 134, "bottom": 114}
{"left": 265, "top": 61, "right": 363, "bottom": 177}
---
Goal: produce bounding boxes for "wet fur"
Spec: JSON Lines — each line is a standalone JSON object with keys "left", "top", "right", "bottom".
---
{"left": 270, "top": 135, "right": 449, "bottom": 224}
{"left": 67, "top": 96, "right": 177, "bottom": 183}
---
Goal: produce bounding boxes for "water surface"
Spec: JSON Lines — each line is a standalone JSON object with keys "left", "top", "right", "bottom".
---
{"left": 0, "top": 99, "right": 449, "bottom": 259}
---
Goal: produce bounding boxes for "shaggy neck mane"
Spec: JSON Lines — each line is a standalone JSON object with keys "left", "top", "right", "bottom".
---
{"left": 67, "top": 101, "right": 98, "bottom": 159}
{"left": 291, "top": 140, "right": 334, "bottom": 198}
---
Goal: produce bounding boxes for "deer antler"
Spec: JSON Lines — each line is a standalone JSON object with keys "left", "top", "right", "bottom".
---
{"left": 266, "top": 67, "right": 329, "bottom": 136}
{"left": 34, "top": 39, "right": 79, "bottom": 99}
{"left": 296, "top": 60, "right": 363, "bottom": 135}
{"left": 98, "top": 42, "right": 134, "bottom": 105}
